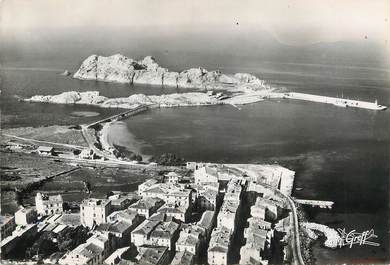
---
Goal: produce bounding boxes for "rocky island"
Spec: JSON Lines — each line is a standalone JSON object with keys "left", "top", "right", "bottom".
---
{"left": 25, "top": 54, "right": 283, "bottom": 109}
{"left": 73, "top": 54, "right": 269, "bottom": 91}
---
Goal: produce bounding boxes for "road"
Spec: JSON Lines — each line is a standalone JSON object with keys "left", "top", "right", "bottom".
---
{"left": 80, "top": 124, "right": 117, "bottom": 160}
{"left": 2, "top": 134, "right": 85, "bottom": 150}
{"left": 231, "top": 166, "right": 305, "bottom": 265}
{"left": 81, "top": 105, "right": 149, "bottom": 161}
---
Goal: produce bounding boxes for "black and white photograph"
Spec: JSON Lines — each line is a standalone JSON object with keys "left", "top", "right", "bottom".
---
{"left": 0, "top": 1, "right": 389, "bottom": 264}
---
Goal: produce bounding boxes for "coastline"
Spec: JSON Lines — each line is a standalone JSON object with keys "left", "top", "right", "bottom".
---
{"left": 99, "top": 121, "right": 151, "bottom": 161}
{"left": 24, "top": 90, "right": 281, "bottom": 110}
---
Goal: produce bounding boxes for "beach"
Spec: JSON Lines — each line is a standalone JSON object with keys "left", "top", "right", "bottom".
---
{"left": 99, "top": 121, "right": 151, "bottom": 161}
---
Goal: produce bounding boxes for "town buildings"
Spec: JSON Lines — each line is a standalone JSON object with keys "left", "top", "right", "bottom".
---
{"left": 176, "top": 228, "right": 201, "bottom": 255}
{"left": 97, "top": 220, "right": 133, "bottom": 248}
{"left": 0, "top": 164, "right": 295, "bottom": 265}
{"left": 59, "top": 232, "right": 112, "bottom": 265}
{"left": 128, "top": 198, "right": 164, "bottom": 218}
{"left": 131, "top": 219, "right": 160, "bottom": 247}
{"left": 171, "top": 250, "right": 194, "bottom": 265}
{"left": 193, "top": 183, "right": 219, "bottom": 211}
{"left": 194, "top": 166, "right": 218, "bottom": 184}
{"left": 137, "top": 179, "right": 158, "bottom": 196}
{"left": 80, "top": 198, "right": 111, "bottom": 228}
{"left": 164, "top": 172, "right": 182, "bottom": 184}
{"left": 207, "top": 226, "right": 232, "bottom": 265}
{"left": 37, "top": 146, "right": 54, "bottom": 156}
{"left": 149, "top": 221, "right": 180, "bottom": 250}
{"left": 157, "top": 204, "right": 190, "bottom": 222}
{"left": 0, "top": 215, "right": 16, "bottom": 239}
{"left": 35, "top": 193, "right": 64, "bottom": 215}
{"left": 136, "top": 245, "right": 170, "bottom": 265}
{"left": 1, "top": 224, "right": 38, "bottom": 259}
{"left": 196, "top": 210, "right": 215, "bottom": 238}
{"left": 108, "top": 193, "right": 139, "bottom": 211}
{"left": 14, "top": 207, "right": 37, "bottom": 226}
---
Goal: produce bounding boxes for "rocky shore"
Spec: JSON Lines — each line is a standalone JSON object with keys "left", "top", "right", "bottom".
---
{"left": 25, "top": 89, "right": 279, "bottom": 110}
{"left": 301, "top": 222, "right": 341, "bottom": 248}
{"left": 73, "top": 54, "right": 269, "bottom": 92}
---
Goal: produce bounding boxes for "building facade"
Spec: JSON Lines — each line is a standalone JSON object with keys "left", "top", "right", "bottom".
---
{"left": 35, "top": 193, "right": 63, "bottom": 216}
{"left": 80, "top": 199, "right": 111, "bottom": 228}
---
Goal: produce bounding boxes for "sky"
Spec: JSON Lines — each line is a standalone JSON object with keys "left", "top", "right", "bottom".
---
{"left": 1, "top": 0, "right": 389, "bottom": 45}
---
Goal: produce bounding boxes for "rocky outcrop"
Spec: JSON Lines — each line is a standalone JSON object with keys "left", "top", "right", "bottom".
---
{"left": 28, "top": 91, "right": 107, "bottom": 105}
{"left": 73, "top": 54, "right": 268, "bottom": 91}
{"left": 59, "top": 70, "right": 71, "bottom": 76}
{"left": 163, "top": 71, "right": 179, "bottom": 87}
{"left": 301, "top": 222, "right": 341, "bottom": 248}
{"left": 25, "top": 91, "right": 223, "bottom": 109}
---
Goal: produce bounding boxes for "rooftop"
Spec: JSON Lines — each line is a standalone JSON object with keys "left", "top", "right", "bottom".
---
{"left": 78, "top": 242, "right": 103, "bottom": 259}
{"left": 129, "top": 198, "right": 163, "bottom": 210}
{"left": 197, "top": 210, "right": 214, "bottom": 229}
{"left": 219, "top": 200, "right": 240, "bottom": 215}
{"left": 137, "top": 246, "right": 168, "bottom": 265}
{"left": 36, "top": 193, "right": 63, "bottom": 202}
{"left": 140, "top": 179, "right": 159, "bottom": 188}
{"left": 208, "top": 226, "right": 231, "bottom": 253}
{"left": 132, "top": 219, "right": 160, "bottom": 236}
{"left": 108, "top": 209, "right": 138, "bottom": 223}
{"left": 157, "top": 204, "right": 187, "bottom": 215}
{"left": 37, "top": 146, "right": 54, "bottom": 152}
{"left": 15, "top": 207, "right": 36, "bottom": 215}
{"left": 81, "top": 198, "right": 110, "bottom": 207}
{"left": 97, "top": 220, "right": 132, "bottom": 234}
{"left": 150, "top": 221, "right": 179, "bottom": 239}
{"left": 171, "top": 250, "right": 194, "bottom": 265}
{"left": 176, "top": 230, "right": 200, "bottom": 247}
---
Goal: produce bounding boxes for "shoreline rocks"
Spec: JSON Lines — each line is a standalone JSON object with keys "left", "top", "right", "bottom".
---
{"left": 59, "top": 70, "right": 71, "bottom": 76}
{"left": 25, "top": 91, "right": 223, "bottom": 109}
{"left": 301, "top": 222, "right": 341, "bottom": 249}
{"left": 25, "top": 89, "right": 282, "bottom": 110}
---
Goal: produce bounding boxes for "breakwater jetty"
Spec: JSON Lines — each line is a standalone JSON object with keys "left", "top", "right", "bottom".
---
{"left": 284, "top": 92, "right": 387, "bottom": 111}
{"left": 295, "top": 199, "right": 334, "bottom": 209}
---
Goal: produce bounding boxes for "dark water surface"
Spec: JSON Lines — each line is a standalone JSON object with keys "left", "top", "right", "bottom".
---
{"left": 1, "top": 59, "right": 389, "bottom": 264}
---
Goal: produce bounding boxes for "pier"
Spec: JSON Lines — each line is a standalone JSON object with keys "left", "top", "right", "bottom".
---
{"left": 295, "top": 199, "right": 334, "bottom": 209}
{"left": 284, "top": 92, "right": 387, "bottom": 111}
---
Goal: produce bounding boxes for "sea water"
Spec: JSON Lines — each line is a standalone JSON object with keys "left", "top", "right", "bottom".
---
{"left": 1, "top": 54, "right": 389, "bottom": 264}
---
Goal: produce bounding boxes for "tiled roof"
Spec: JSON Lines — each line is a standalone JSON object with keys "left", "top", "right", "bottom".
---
{"left": 208, "top": 226, "right": 231, "bottom": 253}
{"left": 197, "top": 211, "right": 214, "bottom": 228}
{"left": 150, "top": 221, "right": 179, "bottom": 239}
{"left": 176, "top": 231, "right": 199, "bottom": 247}
{"left": 172, "top": 250, "right": 194, "bottom": 265}
{"left": 129, "top": 198, "right": 163, "bottom": 210}
{"left": 132, "top": 219, "right": 160, "bottom": 236}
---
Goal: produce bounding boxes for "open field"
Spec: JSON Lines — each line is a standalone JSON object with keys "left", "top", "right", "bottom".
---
{"left": 0, "top": 147, "right": 189, "bottom": 214}
{"left": 0, "top": 151, "right": 76, "bottom": 191}
{"left": 1, "top": 125, "right": 88, "bottom": 147}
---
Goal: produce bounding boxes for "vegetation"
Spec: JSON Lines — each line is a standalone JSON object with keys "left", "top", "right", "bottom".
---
{"left": 150, "top": 153, "right": 185, "bottom": 166}
{"left": 25, "top": 226, "right": 90, "bottom": 260}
